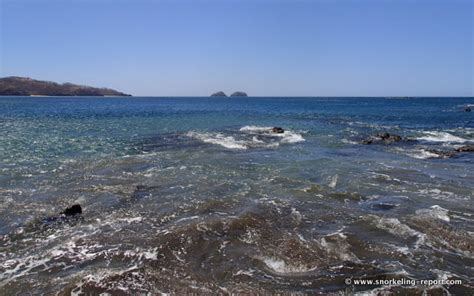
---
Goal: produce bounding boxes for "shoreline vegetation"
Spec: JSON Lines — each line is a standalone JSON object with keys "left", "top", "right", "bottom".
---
{"left": 0, "top": 76, "right": 131, "bottom": 97}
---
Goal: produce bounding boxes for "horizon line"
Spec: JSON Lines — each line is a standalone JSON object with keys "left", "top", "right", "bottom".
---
{"left": 1, "top": 95, "right": 473, "bottom": 98}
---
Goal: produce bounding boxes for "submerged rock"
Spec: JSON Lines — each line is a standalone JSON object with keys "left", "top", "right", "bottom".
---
{"left": 210, "top": 91, "right": 227, "bottom": 97}
{"left": 271, "top": 127, "right": 285, "bottom": 134}
{"left": 464, "top": 107, "right": 471, "bottom": 112}
{"left": 362, "top": 132, "right": 402, "bottom": 144}
{"left": 370, "top": 203, "right": 398, "bottom": 211}
{"left": 230, "top": 91, "right": 248, "bottom": 97}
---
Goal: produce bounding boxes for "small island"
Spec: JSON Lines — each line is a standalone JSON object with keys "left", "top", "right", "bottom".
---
{"left": 230, "top": 91, "right": 248, "bottom": 97}
{"left": 210, "top": 91, "right": 227, "bottom": 97}
{"left": 0, "top": 76, "right": 131, "bottom": 96}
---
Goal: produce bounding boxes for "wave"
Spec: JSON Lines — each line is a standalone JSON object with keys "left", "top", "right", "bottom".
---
{"left": 341, "top": 139, "right": 358, "bottom": 145}
{"left": 392, "top": 147, "right": 443, "bottom": 160}
{"left": 186, "top": 126, "right": 305, "bottom": 150}
{"left": 186, "top": 131, "right": 248, "bottom": 150}
{"left": 259, "top": 256, "right": 317, "bottom": 274}
{"left": 404, "top": 149, "right": 443, "bottom": 159}
{"left": 239, "top": 125, "right": 305, "bottom": 143}
{"left": 416, "top": 205, "right": 450, "bottom": 222}
{"left": 369, "top": 216, "right": 426, "bottom": 248}
{"left": 417, "top": 131, "right": 470, "bottom": 143}
{"left": 239, "top": 126, "right": 273, "bottom": 133}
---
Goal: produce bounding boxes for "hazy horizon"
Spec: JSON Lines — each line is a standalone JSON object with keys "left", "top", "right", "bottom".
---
{"left": 1, "top": 0, "right": 473, "bottom": 97}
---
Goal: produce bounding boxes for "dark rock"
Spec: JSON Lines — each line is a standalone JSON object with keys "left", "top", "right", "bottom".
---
{"left": 361, "top": 138, "right": 375, "bottom": 145}
{"left": 230, "top": 91, "right": 248, "bottom": 97}
{"left": 41, "top": 204, "right": 83, "bottom": 225}
{"left": 464, "top": 107, "right": 471, "bottom": 112}
{"left": 271, "top": 127, "right": 285, "bottom": 134}
{"left": 455, "top": 145, "right": 474, "bottom": 152}
{"left": 62, "top": 204, "right": 82, "bottom": 216}
{"left": 362, "top": 132, "right": 403, "bottom": 144}
{"left": 210, "top": 91, "right": 227, "bottom": 97}
{"left": 377, "top": 132, "right": 401, "bottom": 142}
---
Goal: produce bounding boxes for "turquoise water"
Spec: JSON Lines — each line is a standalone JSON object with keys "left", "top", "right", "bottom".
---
{"left": 0, "top": 97, "right": 473, "bottom": 294}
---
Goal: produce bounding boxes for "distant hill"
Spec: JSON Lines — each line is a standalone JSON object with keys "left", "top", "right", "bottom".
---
{"left": 0, "top": 77, "right": 131, "bottom": 96}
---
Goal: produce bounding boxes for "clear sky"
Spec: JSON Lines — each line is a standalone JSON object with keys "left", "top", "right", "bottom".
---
{"left": 1, "top": 0, "right": 473, "bottom": 96}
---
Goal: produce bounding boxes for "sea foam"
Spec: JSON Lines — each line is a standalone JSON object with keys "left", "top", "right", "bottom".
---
{"left": 417, "top": 131, "right": 469, "bottom": 143}
{"left": 239, "top": 125, "right": 305, "bottom": 143}
{"left": 186, "top": 131, "right": 248, "bottom": 150}
{"left": 186, "top": 126, "right": 305, "bottom": 150}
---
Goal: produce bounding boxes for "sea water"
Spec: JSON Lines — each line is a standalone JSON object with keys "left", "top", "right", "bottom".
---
{"left": 0, "top": 96, "right": 473, "bottom": 294}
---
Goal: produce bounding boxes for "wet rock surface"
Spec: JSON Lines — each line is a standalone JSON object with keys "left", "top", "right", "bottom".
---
{"left": 456, "top": 145, "right": 474, "bottom": 152}
{"left": 362, "top": 132, "right": 403, "bottom": 144}
{"left": 271, "top": 127, "right": 284, "bottom": 134}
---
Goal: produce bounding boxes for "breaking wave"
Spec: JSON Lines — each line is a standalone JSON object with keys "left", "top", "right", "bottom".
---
{"left": 395, "top": 148, "right": 444, "bottom": 160}
{"left": 186, "top": 126, "right": 305, "bottom": 150}
{"left": 186, "top": 131, "right": 248, "bottom": 149}
{"left": 239, "top": 125, "right": 305, "bottom": 144}
{"left": 417, "top": 131, "right": 470, "bottom": 143}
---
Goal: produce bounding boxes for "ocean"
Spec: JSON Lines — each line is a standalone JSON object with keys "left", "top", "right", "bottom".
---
{"left": 0, "top": 96, "right": 473, "bottom": 294}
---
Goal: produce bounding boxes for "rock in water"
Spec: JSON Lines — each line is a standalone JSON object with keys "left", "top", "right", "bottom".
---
{"left": 210, "top": 91, "right": 227, "bottom": 97}
{"left": 41, "top": 204, "right": 82, "bottom": 225}
{"left": 370, "top": 203, "right": 398, "bottom": 211}
{"left": 455, "top": 145, "right": 474, "bottom": 152}
{"left": 465, "top": 107, "right": 471, "bottom": 112}
{"left": 230, "top": 91, "right": 248, "bottom": 97}
{"left": 362, "top": 132, "right": 402, "bottom": 144}
{"left": 377, "top": 132, "right": 401, "bottom": 142}
{"left": 62, "top": 204, "right": 82, "bottom": 216}
{"left": 272, "top": 127, "right": 285, "bottom": 134}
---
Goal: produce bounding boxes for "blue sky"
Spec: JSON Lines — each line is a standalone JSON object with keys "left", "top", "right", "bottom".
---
{"left": 1, "top": 0, "right": 472, "bottom": 96}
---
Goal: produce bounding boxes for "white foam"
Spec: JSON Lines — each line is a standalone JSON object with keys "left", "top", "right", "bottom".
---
{"left": 186, "top": 131, "right": 247, "bottom": 150}
{"left": 187, "top": 126, "right": 304, "bottom": 150}
{"left": 239, "top": 125, "right": 273, "bottom": 133}
{"left": 328, "top": 175, "right": 338, "bottom": 188}
{"left": 341, "top": 139, "right": 358, "bottom": 145}
{"left": 371, "top": 216, "right": 426, "bottom": 248}
{"left": 320, "top": 232, "right": 359, "bottom": 262}
{"left": 417, "top": 131, "right": 469, "bottom": 143}
{"left": 260, "top": 256, "right": 316, "bottom": 274}
{"left": 408, "top": 149, "right": 442, "bottom": 159}
{"left": 394, "top": 147, "right": 446, "bottom": 159}
{"left": 281, "top": 132, "right": 305, "bottom": 143}
{"left": 416, "top": 205, "right": 450, "bottom": 222}
{"left": 239, "top": 125, "right": 305, "bottom": 143}
{"left": 418, "top": 188, "right": 457, "bottom": 200}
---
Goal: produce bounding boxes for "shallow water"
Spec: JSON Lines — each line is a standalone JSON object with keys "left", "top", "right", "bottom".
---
{"left": 0, "top": 96, "right": 473, "bottom": 294}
